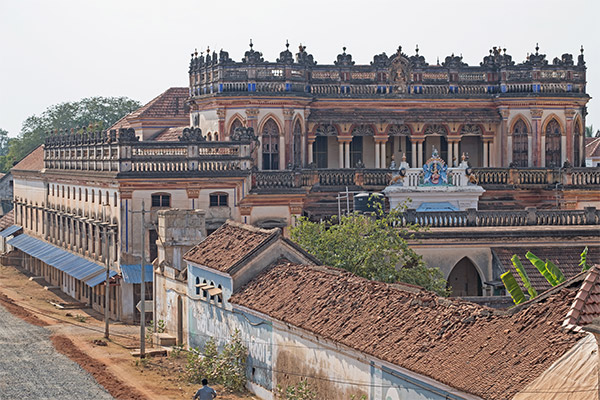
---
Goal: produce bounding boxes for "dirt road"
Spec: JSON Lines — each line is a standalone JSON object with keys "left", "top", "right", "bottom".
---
{"left": 0, "top": 264, "right": 257, "bottom": 400}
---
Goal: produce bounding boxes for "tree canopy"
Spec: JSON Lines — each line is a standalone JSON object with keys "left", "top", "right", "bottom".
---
{"left": 290, "top": 204, "right": 450, "bottom": 296}
{"left": 1, "top": 96, "right": 140, "bottom": 172}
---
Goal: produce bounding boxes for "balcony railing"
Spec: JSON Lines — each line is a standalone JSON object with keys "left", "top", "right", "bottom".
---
{"left": 251, "top": 167, "right": 600, "bottom": 191}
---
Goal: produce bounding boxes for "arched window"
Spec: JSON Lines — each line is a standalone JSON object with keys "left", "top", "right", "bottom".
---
{"left": 207, "top": 132, "right": 212, "bottom": 141}
{"left": 293, "top": 120, "right": 302, "bottom": 167}
{"left": 574, "top": 119, "right": 582, "bottom": 167}
{"left": 79, "top": 188, "right": 82, "bottom": 201}
{"left": 262, "top": 119, "right": 280, "bottom": 170}
{"left": 217, "top": 284, "right": 223, "bottom": 304}
{"left": 545, "top": 119, "right": 562, "bottom": 167}
{"left": 195, "top": 277, "right": 200, "bottom": 295}
{"left": 214, "top": 132, "right": 219, "bottom": 141}
{"left": 229, "top": 118, "right": 243, "bottom": 137}
{"left": 512, "top": 119, "right": 529, "bottom": 167}
{"left": 91, "top": 190, "right": 95, "bottom": 203}
{"left": 85, "top": 189, "right": 88, "bottom": 202}
{"left": 114, "top": 193, "right": 118, "bottom": 207}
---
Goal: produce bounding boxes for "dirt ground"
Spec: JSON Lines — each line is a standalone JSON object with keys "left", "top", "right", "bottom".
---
{"left": 0, "top": 264, "right": 258, "bottom": 400}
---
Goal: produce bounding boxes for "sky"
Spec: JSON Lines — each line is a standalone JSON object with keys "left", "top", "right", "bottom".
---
{"left": 0, "top": 0, "right": 598, "bottom": 137}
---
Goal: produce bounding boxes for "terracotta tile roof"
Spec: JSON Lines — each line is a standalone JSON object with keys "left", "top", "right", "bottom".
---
{"left": 564, "top": 266, "right": 600, "bottom": 328}
{"left": 183, "top": 221, "right": 278, "bottom": 273}
{"left": 0, "top": 209, "right": 14, "bottom": 231}
{"left": 493, "top": 246, "right": 600, "bottom": 293}
{"left": 586, "top": 137, "right": 600, "bottom": 158}
{"left": 230, "top": 262, "right": 584, "bottom": 400}
{"left": 12, "top": 145, "right": 44, "bottom": 172}
{"left": 110, "top": 87, "right": 189, "bottom": 130}
{"left": 152, "top": 126, "right": 187, "bottom": 142}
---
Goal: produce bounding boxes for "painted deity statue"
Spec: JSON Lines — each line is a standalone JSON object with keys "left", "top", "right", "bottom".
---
{"left": 422, "top": 147, "right": 448, "bottom": 186}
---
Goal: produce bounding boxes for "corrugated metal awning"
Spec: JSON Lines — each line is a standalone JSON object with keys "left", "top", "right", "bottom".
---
{"left": 0, "top": 225, "right": 22, "bottom": 238}
{"left": 120, "top": 264, "right": 153, "bottom": 284}
{"left": 85, "top": 270, "right": 118, "bottom": 288}
{"left": 7, "top": 234, "right": 106, "bottom": 283}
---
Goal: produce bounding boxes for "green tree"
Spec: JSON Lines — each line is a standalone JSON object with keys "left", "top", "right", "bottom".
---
{"left": 0, "top": 96, "right": 140, "bottom": 172}
{"left": 0, "top": 129, "right": 9, "bottom": 157}
{"left": 290, "top": 204, "right": 450, "bottom": 296}
{"left": 586, "top": 125, "right": 599, "bottom": 138}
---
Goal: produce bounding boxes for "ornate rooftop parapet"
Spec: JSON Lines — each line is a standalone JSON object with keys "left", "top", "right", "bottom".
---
{"left": 187, "top": 42, "right": 587, "bottom": 98}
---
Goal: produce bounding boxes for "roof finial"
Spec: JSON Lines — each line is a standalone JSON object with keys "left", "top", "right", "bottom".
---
{"left": 415, "top": 44, "right": 419, "bottom": 55}
{"left": 249, "top": 39, "right": 253, "bottom": 49}
{"left": 194, "top": 48, "right": 198, "bottom": 57}
{"left": 535, "top": 42, "right": 539, "bottom": 55}
{"left": 397, "top": 45, "right": 402, "bottom": 53}
{"left": 206, "top": 46, "right": 210, "bottom": 54}
{"left": 581, "top": 45, "right": 584, "bottom": 54}
{"left": 285, "top": 39, "right": 289, "bottom": 49}
{"left": 503, "top": 48, "right": 506, "bottom": 55}
{"left": 342, "top": 46, "right": 346, "bottom": 53}
{"left": 437, "top": 56, "right": 440, "bottom": 65}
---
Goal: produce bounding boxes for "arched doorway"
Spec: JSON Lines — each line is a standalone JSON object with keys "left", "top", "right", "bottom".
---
{"left": 574, "top": 119, "right": 582, "bottom": 167}
{"left": 545, "top": 119, "right": 562, "bottom": 167}
{"left": 511, "top": 119, "right": 529, "bottom": 167}
{"left": 261, "top": 119, "right": 280, "bottom": 170}
{"left": 293, "top": 120, "right": 302, "bottom": 167}
{"left": 447, "top": 257, "right": 482, "bottom": 297}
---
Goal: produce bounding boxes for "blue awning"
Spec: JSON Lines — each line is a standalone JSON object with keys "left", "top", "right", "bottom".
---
{"left": 0, "top": 225, "right": 22, "bottom": 238}
{"left": 7, "top": 234, "right": 106, "bottom": 282}
{"left": 85, "top": 270, "right": 118, "bottom": 288}
{"left": 120, "top": 264, "right": 153, "bottom": 284}
{"left": 416, "top": 202, "right": 459, "bottom": 212}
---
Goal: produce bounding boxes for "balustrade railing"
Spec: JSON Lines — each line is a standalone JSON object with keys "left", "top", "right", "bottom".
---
{"left": 401, "top": 207, "right": 598, "bottom": 228}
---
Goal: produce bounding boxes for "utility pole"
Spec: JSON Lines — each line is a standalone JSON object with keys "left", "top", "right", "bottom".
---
{"left": 140, "top": 200, "right": 146, "bottom": 358}
{"left": 104, "top": 222, "right": 110, "bottom": 339}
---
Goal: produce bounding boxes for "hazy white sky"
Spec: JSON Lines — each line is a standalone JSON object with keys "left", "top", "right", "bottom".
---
{"left": 0, "top": 0, "right": 597, "bottom": 136}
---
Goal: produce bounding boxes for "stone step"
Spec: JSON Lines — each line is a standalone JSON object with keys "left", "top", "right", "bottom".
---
{"left": 157, "top": 333, "right": 177, "bottom": 347}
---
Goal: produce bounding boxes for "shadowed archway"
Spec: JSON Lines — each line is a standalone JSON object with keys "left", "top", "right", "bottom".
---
{"left": 447, "top": 257, "right": 482, "bottom": 297}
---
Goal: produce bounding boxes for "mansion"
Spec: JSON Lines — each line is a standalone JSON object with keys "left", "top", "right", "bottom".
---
{"left": 2, "top": 42, "right": 599, "bottom": 322}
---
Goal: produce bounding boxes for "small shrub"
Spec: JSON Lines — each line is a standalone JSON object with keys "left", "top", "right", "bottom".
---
{"left": 276, "top": 379, "right": 316, "bottom": 400}
{"left": 74, "top": 314, "right": 87, "bottom": 323}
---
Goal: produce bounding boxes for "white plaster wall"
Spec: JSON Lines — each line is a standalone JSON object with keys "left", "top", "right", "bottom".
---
{"left": 272, "top": 324, "right": 372, "bottom": 400}
{"left": 248, "top": 205, "right": 291, "bottom": 227}
{"left": 155, "top": 268, "right": 188, "bottom": 344}
{"left": 198, "top": 110, "right": 219, "bottom": 135}
{"left": 414, "top": 246, "right": 492, "bottom": 283}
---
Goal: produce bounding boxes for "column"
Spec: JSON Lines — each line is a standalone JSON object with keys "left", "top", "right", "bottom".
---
{"left": 216, "top": 109, "right": 226, "bottom": 140}
{"left": 507, "top": 135, "right": 513, "bottom": 166}
{"left": 500, "top": 110, "right": 510, "bottom": 166}
{"left": 380, "top": 141, "right": 387, "bottom": 168}
{"left": 307, "top": 138, "right": 314, "bottom": 165}
{"left": 483, "top": 141, "right": 489, "bottom": 167}
{"left": 565, "top": 110, "right": 575, "bottom": 165}
{"left": 279, "top": 135, "right": 286, "bottom": 170}
{"left": 283, "top": 109, "right": 294, "bottom": 167}
{"left": 454, "top": 141, "right": 460, "bottom": 165}
{"left": 417, "top": 141, "right": 423, "bottom": 168}
{"left": 344, "top": 142, "right": 350, "bottom": 168}
{"left": 527, "top": 135, "right": 533, "bottom": 167}
{"left": 411, "top": 139, "right": 417, "bottom": 168}
{"left": 301, "top": 132, "right": 307, "bottom": 167}
{"left": 374, "top": 142, "right": 380, "bottom": 169}
{"left": 338, "top": 139, "right": 344, "bottom": 168}
{"left": 530, "top": 109, "right": 543, "bottom": 167}
{"left": 447, "top": 140, "right": 454, "bottom": 167}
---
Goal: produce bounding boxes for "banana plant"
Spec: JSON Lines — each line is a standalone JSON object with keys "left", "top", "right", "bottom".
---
{"left": 525, "top": 251, "right": 561, "bottom": 286}
{"left": 545, "top": 259, "right": 565, "bottom": 284}
{"left": 511, "top": 255, "right": 538, "bottom": 299}
{"left": 580, "top": 246, "right": 592, "bottom": 272}
{"left": 501, "top": 270, "right": 526, "bottom": 305}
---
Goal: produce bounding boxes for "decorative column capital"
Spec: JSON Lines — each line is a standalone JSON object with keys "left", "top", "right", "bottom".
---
{"left": 500, "top": 109, "right": 510, "bottom": 120}
{"left": 216, "top": 109, "right": 226, "bottom": 119}
{"left": 565, "top": 109, "right": 576, "bottom": 120}
{"left": 245, "top": 108, "right": 260, "bottom": 118}
{"left": 530, "top": 109, "right": 544, "bottom": 119}
{"left": 282, "top": 109, "right": 295, "bottom": 120}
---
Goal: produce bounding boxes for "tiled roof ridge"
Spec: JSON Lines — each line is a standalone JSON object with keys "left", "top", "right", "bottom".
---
{"left": 563, "top": 265, "right": 600, "bottom": 330}
{"left": 585, "top": 137, "right": 600, "bottom": 157}
{"left": 224, "top": 219, "right": 279, "bottom": 236}
{"left": 12, "top": 145, "right": 44, "bottom": 172}
{"left": 136, "top": 87, "right": 188, "bottom": 119}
